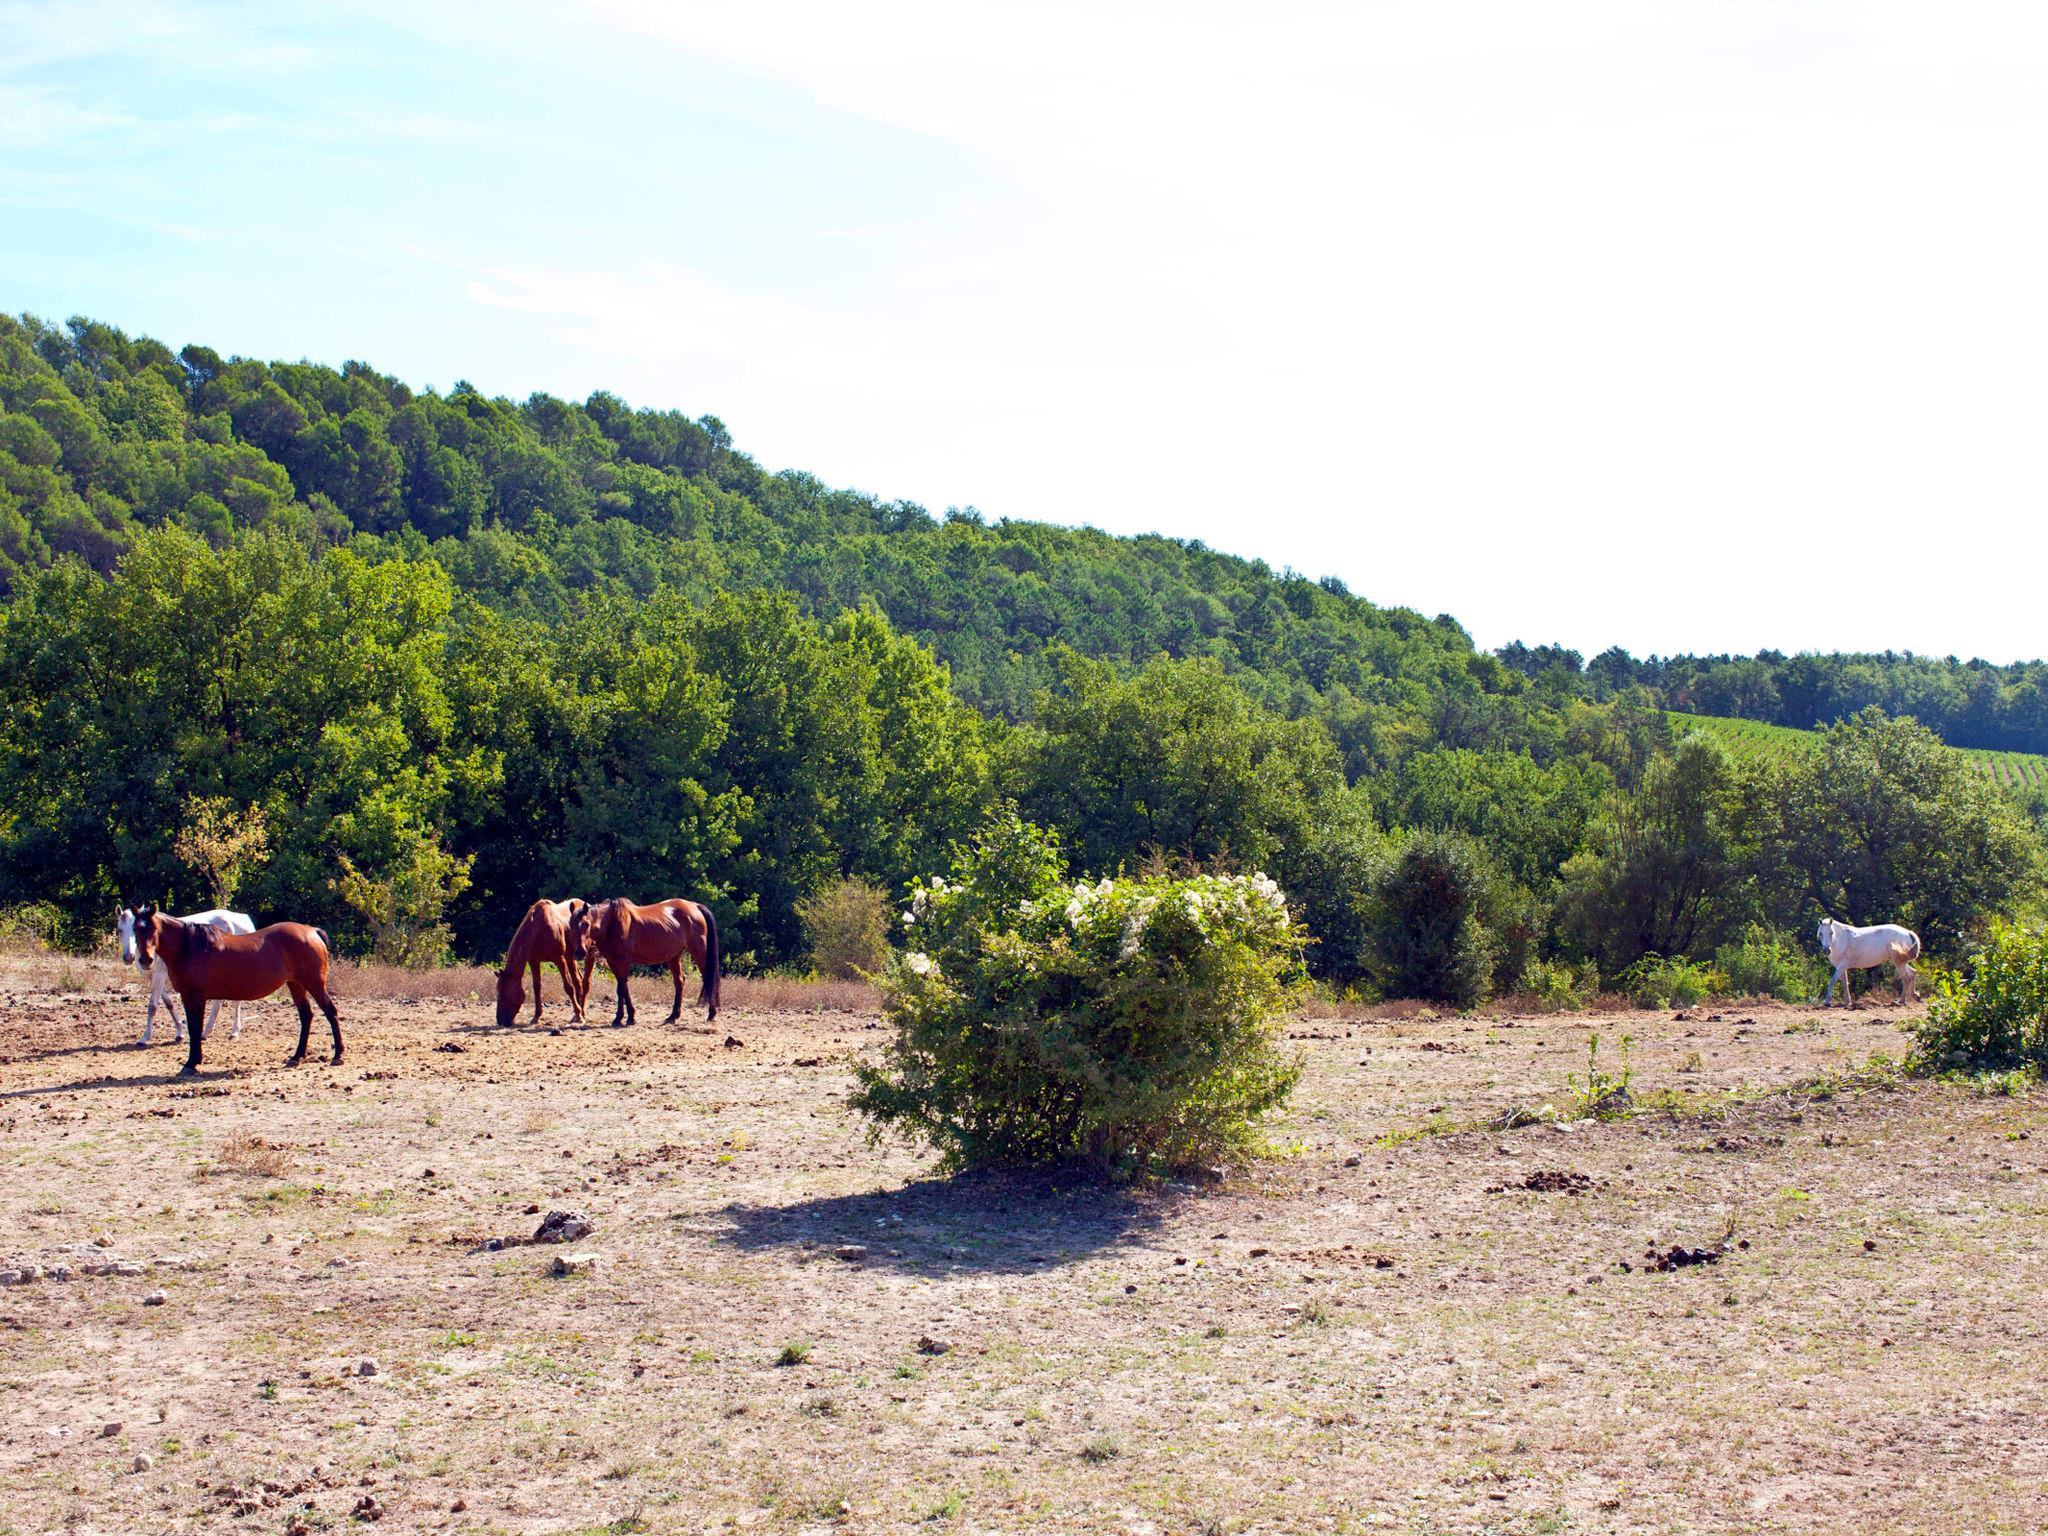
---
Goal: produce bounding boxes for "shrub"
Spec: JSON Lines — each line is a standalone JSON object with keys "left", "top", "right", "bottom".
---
{"left": 851, "top": 811, "right": 1305, "bottom": 1177}
{"left": 1518, "top": 957, "right": 1599, "bottom": 1012}
{"left": 1615, "top": 954, "right": 1727, "bottom": 1008}
{"left": 797, "top": 878, "right": 891, "bottom": 980}
{"left": 172, "top": 795, "right": 271, "bottom": 906}
{"left": 333, "top": 834, "right": 474, "bottom": 970}
{"left": 1910, "top": 923, "right": 2048, "bottom": 1073}
{"left": 0, "top": 901, "right": 67, "bottom": 954}
{"left": 1713, "top": 924, "right": 1822, "bottom": 1002}
{"left": 1370, "top": 832, "right": 1491, "bottom": 1006}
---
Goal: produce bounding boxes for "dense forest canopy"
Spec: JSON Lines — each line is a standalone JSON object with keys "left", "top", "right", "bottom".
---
{"left": 2, "top": 311, "right": 2042, "bottom": 985}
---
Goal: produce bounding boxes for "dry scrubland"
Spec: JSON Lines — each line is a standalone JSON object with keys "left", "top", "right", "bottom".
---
{"left": 1, "top": 956, "right": 2044, "bottom": 1536}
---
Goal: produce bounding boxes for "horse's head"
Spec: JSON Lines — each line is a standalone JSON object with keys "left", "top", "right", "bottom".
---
{"left": 567, "top": 899, "right": 603, "bottom": 961}
{"left": 116, "top": 906, "right": 139, "bottom": 965}
{"left": 494, "top": 966, "right": 524, "bottom": 1027}
{"left": 1816, "top": 916, "right": 1836, "bottom": 952}
{"left": 128, "top": 903, "right": 161, "bottom": 969}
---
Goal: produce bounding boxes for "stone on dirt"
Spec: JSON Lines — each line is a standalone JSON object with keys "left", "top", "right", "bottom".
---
{"left": 531, "top": 1209, "right": 592, "bottom": 1244}
{"left": 552, "top": 1251, "right": 597, "bottom": 1276}
{"left": 132, "top": 1453, "right": 153, "bottom": 1473}
{"left": 142, "top": 1287, "right": 168, "bottom": 1305}
{"left": 357, "top": 1359, "right": 379, "bottom": 1377}
{"left": 833, "top": 1244, "right": 868, "bottom": 1263}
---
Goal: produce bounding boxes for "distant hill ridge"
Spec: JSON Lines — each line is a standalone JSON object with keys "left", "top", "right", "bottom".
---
{"left": 3, "top": 311, "right": 2043, "bottom": 754}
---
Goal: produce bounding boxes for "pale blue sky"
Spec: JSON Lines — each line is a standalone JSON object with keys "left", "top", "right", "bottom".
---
{"left": 5, "top": 1, "right": 2044, "bottom": 663}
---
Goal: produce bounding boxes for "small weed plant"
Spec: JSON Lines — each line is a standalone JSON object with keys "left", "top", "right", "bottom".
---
{"left": 1566, "top": 1032, "right": 1634, "bottom": 1118}
{"left": 853, "top": 810, "right": 1305, "bottom": 1177}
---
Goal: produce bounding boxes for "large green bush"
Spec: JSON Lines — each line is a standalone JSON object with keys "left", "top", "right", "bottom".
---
{"left": 1911, "top": 924, "right": 2048, "bottom": 1073}
{"left": 850, "top": 812, "right": 1305, "bottom": 1177}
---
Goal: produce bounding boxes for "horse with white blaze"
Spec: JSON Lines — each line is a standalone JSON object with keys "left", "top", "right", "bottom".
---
{"left": 118, "top": 906, "right": 254, "bottom": 1045}
{"left": 1816, "top": 916, "right": 1922, "bottom": 1006}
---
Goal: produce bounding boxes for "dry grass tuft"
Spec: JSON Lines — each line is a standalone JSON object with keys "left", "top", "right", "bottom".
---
{"left": 209, "top": 1131, "right": 295, "bottom": 1178}
{"left": 330, "top": 957, "right": 498, "bottom": 1002}
{"left": 328, "top": 957, "right": 877, "bottom": 1016}
{"left": 723, "top": 973, "right": 879, "bottom": 1014}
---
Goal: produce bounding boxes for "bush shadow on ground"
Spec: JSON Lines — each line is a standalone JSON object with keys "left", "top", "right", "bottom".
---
{"left": 715, "top": 1164, "right": 1182, "bottom": 1276}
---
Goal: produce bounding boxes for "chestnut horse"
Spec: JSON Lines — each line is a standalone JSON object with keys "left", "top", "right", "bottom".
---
{"left": 570, "top": 897, "right": 722, "bottom": 1027}
{"left": 128, "top": 904, "right": 341, "bottom": 1076}
{"left": 496, "top": 898, "right": 590, "bottom": 1027}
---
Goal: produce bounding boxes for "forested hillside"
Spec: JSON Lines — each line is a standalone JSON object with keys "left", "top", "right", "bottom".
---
{"left": 2, "top": 312, "right": 2042, "bottom": 986}
{"left": 1498, "top": 643, "right": 2048, "bottom": 756}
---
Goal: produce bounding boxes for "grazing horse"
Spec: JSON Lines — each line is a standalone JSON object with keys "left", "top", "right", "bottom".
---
{"left": 127, "top": 904, "right": 341, "bottom": 1076}
{"left": 1817, "top": 916, "right": 1922, "bottom": 1006}
{"left": 570, "top": 897, "right": 722, "bottom": 1028}
{"left": 496, "top": 898, "right": 590, "bottom": 1027}
{"left": 117, "top": 905, "right": 254, "bottom": 1046}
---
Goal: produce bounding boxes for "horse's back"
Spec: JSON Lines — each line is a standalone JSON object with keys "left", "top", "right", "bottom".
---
{"left": 185, "top": 908, "right": 256, "bottom": 935}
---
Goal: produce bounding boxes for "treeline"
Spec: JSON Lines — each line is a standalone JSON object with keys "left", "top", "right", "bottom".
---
{"left": 1496, "top": 643, "right": 2048, "bottom": 756}
{"left": 0, "top": 312, "right": 2042, "bottom": 990}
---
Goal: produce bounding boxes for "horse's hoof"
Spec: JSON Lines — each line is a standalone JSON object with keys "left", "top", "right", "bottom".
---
{"left": 285, "top": 1054, "right": 306, "bottom": 1068}
{"left": 176, "top": 1065, "right": 198, "bottom": 1078}
{"left": 330, "top": 1053, "right": 343, "bottom": 1065}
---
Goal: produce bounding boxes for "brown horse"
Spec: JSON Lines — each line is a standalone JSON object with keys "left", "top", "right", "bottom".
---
{"left": 496, "top": 898, "right": 590, "bottom": 1027}
{"left": 128, "top": 904, "right": 341, "bottom": 1076}
{"left": 569, "top": 897, "right": 722, "bottom": 1028}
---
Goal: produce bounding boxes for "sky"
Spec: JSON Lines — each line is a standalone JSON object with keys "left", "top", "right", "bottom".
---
{"left": 3, "top": 0, "right": 2043, "bottom": 663}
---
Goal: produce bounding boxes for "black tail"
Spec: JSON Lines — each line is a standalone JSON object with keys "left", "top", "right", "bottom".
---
{"left": 699, "top": 904, "right": 722, "bottom": 1021}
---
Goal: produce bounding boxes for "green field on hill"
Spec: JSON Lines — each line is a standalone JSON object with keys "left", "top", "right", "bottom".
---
{"left": 1669, "top": 711, "right": 2048, "bottom": 791}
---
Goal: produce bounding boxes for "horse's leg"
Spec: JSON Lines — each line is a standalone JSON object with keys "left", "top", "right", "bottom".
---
{"left": 201, "top": 998, "right": 221, "bottom": 1042}
{"left": 530, "top": 960, "right": 545, "bottom": 1027}
{"left": 141, "top": 971, "right": 159, "bottom": 1047}
{"left": 665, "top": 956, "right": 684, "bottom": 1025}
{"left": 230, "top": 1001, "right": 243, "bottom": 1040}
{"left": 178, "top": 993, "right": 206, "bottom": 1077}
{"left": 313, "top": 982, "right": 343, "bottom": 1064}
{"left": 611, "top": 962, "right": 632, "bottom": 1027}
{"left": 1898, "top": 963, "right": 1916, "bottom": 1005}
{"left": 284, "top": 983, "right": 313, "bottom": 1066}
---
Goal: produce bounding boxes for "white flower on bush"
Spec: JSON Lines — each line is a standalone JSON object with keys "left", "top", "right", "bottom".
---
{"left": 1118, "top": 895, "right": 1159, "bottom": 959}
{"left": 904, "top": 951, "right": 936, "bottom": 978}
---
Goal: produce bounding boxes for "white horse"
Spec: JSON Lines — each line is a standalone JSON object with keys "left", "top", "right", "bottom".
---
{"left": 1816, "top": 916, "right": 1921, "bottom": 1006}
{"left": 116, "top": 906, "right": 255, "bottom": 1045}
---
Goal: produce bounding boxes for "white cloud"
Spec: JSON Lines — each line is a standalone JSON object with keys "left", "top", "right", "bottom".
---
{"left": 0, "top": 82, "right": 134, "bottom": 147}
{"left": 438, "top": 1, "right": 2048, "bottom": 659}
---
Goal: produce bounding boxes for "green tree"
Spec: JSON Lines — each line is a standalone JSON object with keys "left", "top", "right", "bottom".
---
{"left": 1554, "top": 734, "right": 1769, "bottom": 971}
{"left": 1775, "top": 710, "right": 2044, "bottom": 953}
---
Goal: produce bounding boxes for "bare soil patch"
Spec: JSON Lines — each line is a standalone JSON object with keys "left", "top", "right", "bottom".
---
{"left": 1, "top": 959, "right": 2042, "bottom": 1533}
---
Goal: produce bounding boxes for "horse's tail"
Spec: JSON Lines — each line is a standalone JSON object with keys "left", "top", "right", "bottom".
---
{"left": 314, "top": 927, "right": 332, "bottom": 956}
{"left": 699, "top": 903, "right": 723, "bottom": 1021}
{"left": 1892, "top": 931, "right": 1921, "bottom": 966}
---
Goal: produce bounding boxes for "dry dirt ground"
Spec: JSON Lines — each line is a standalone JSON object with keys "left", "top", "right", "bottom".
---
{"left": 2, "top": 957, "right": 2044, "bottom": 1536}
